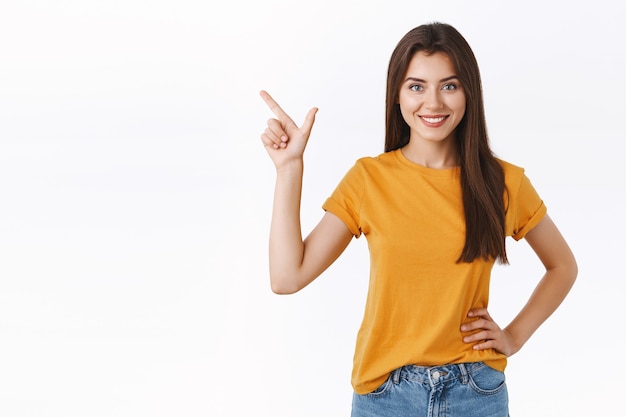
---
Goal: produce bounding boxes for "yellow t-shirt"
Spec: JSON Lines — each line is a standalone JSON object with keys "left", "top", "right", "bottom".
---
{"left": 322, "top": 149, "right": 546, "bottom": 395}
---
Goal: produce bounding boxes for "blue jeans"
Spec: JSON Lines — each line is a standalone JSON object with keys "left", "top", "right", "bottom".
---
{"left": 351, "top": 362, "right": 509, "bottom": 417}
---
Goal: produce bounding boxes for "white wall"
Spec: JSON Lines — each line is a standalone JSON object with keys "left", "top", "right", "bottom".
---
{"left": 0, "top": 0, "right": 623, "bottom": 415}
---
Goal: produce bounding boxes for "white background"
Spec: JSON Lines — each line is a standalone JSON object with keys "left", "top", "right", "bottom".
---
{"left": 0, "top": 0, "right": 623, "bottom": 416}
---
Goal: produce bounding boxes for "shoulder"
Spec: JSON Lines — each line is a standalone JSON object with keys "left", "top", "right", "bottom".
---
{"left": 335, "top": 152, "right": 397, "bottom": 187}
{"left": 496, "top": 158, "right": 526, "bottom": 189}
{"left": 496, "top": 158, "right": 524, "bottom": 175}
{"left": 496, "top": 158, "right": 543, "bottom": 204}
{"left": 353, "top": 150, "right": 398, "bottom": 171}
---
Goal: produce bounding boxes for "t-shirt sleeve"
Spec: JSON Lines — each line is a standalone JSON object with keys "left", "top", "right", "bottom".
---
{"left": 510, "top": 171, "right": 547, "bottom": 241}
{"left": 322, "top": 160, "right": 365, "bottom": 238}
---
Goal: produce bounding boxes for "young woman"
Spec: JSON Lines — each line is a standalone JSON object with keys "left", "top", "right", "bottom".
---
{"left": 259, "top": 22, "right": 577, "bottom": 417}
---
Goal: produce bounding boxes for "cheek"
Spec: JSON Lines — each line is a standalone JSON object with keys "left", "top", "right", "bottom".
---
{"left": 398, "top": 95, "right": 419, "bottom": 122}
{"left": 449, "top": 95, "right": 466, "bottom": 118}
{"left": 399, "top": 105, "right": 415, "bottom": 125}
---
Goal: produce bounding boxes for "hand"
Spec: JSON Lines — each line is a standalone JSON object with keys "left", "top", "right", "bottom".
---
{"left": 259, "top": 90, "right": 318, "bottom": 168}
{"left": 460, "top": 308, "right": 519, "bottom": 357}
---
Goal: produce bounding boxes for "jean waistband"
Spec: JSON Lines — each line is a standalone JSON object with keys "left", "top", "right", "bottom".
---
{"left": 392, "top": 362, "right": 487, "bottom": 387}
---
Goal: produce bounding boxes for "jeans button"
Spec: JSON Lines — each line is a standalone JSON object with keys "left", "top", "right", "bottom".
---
{"left": 432, "top": 371, "right": 440, "bottom": 379}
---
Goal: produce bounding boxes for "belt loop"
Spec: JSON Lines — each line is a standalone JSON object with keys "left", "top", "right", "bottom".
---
{"left": 458, "top": 363, "right": 469, "bottom": 385}
{"left": 392, "top": 367, "right": 401, "bottom": 385}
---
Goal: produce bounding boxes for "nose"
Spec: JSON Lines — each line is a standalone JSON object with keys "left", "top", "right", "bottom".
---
{"left": 424, "top": 89, "right": 443, "bottom": 110}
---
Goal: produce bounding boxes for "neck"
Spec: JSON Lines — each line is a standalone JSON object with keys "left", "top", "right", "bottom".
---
{"left": 401, "top": 139, "right": 459, "bottom": 169}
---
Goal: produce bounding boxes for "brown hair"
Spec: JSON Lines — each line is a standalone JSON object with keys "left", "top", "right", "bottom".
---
{"left": 385, "top": 22, "right": 508, "bottom": 263}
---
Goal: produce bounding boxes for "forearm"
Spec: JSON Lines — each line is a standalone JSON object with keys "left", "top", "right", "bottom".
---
{"left": 268, "top": 160, "right": 307, "bottom": 293}
{"left": 504, "top": 264, "right": 577, "bottom": 353}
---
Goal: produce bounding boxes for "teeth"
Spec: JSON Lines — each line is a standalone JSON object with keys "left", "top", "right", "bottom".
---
{"left": 422, "top": 116, "right": 445, "bottom": 123}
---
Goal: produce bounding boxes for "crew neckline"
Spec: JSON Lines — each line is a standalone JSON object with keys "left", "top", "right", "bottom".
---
{"left": 392, "top": 149, "right": 460, "bottom": 178}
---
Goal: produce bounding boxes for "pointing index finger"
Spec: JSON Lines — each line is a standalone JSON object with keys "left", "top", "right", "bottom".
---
{"left": 260, "top": 90, "right": 292, "bottom": 122}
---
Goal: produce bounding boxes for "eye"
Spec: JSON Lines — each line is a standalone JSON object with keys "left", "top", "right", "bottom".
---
{"left": 442, "top": 83, "right": 458, "bottom": 91}
{"left": 409, "top": 84, "right": 424, "bottom": 92}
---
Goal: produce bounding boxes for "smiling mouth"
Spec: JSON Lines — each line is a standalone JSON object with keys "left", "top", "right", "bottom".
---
{"left": 420, "top": 116, "right": 447, "bottom": 123}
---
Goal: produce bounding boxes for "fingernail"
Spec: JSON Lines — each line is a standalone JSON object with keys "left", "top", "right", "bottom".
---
{"left": 460, "top": 325, "right": 467, "bottom": 331}
{"left": 281, "top": 136, "right": 287, "bottom": 142}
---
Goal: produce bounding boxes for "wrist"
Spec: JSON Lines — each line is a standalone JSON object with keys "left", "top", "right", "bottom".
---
{"left": 275, "top": 158, "right": 304, "bottom": 175}
{"left": 503, "top": 326, "right": 528, "bottom": 356}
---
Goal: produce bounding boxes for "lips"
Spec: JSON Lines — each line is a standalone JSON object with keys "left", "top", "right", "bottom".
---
{"left": 419, "top": 115, "right": 448, "bottom": 127}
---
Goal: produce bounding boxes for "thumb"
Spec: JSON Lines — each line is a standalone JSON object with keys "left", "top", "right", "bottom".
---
{"left": 301, "top": 107, "right": 318, "bottom": 134}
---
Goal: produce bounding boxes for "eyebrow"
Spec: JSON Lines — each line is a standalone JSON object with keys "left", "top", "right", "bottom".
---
{"left": 404, "top": 75, "right": 459, "bottom": 83}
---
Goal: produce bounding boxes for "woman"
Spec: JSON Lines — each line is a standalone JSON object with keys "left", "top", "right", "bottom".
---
{"left": 259, "top": 22, "right": 576, "bottom": 417}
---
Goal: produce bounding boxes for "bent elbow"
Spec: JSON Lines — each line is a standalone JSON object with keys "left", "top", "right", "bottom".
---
{"left": 557, "top": 256, "right": 578, "bottom": 292}
{"left": 271, "top": 285, "right": 297, "bottom": 295}
{"left": 569, "top": 258, "right": 579, "bottom": 284}
{"left": 269, "top": 275, "right": 302, "bottom": 295}
{"left": 565, "top": 250, "right": 578, "bottom": 282}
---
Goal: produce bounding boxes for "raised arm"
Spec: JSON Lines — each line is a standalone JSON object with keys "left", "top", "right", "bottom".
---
{"left": 260, "top": 91, "right": 353, "bottom": 294}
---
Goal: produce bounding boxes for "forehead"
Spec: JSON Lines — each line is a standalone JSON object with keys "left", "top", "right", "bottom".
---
{"left": 405, "top": 51, "right": 456, "bottom": 79}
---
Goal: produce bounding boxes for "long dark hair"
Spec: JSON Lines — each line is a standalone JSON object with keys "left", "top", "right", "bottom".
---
{"left": 385, "top": 22, "right": 508, "bottom": 264}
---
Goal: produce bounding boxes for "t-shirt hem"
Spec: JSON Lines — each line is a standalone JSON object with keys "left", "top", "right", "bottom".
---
{"left": 513, "top": 202, "right": 547, "bottom": 241}
{"left": 322, "top": 198, "right": 361, "bottom": 237}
